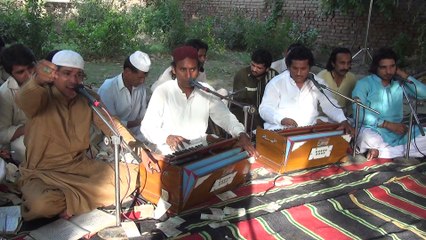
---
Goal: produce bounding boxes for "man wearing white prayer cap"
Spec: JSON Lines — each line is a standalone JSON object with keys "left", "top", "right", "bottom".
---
{"left": 98, "top": 51, "right": 151, "bottom": 142}
{"left": 15, "top": 50, "right": 159, "bottom": 221}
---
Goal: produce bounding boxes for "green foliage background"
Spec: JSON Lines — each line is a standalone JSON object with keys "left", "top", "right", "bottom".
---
{"left": 0, "top": 0, "right": 317, "bottom": 61}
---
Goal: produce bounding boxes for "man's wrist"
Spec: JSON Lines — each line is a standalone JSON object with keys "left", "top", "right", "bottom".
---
{"left": 238, "top": 132, "right": 250, "bottom": 139}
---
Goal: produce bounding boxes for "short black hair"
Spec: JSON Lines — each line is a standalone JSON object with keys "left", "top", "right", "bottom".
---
{"left": 369, "top": 47, "right": 398, "bottom": 74}
{"left": 185, "top": 39, "right": 208, "bottom": 52}
{"left": 325, "top": 47, "right": 352, "bottom": 72}
{"left": 285, "top": 45, "right": 314, "bottom": 67}
{"left": 286, "top": 43, "right": 303, "bottom": 54}
{"left": 0, "top": 43, "right": 36, "bottom": 74}
{"left": 45, "top": 49, "right": 61, "bottom": 62}
{"left": 251, "top": 49, "right": 273, "bottom": 68}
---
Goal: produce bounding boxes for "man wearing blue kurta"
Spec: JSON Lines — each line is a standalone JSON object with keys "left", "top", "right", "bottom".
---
{"left": 352, "top": 47, "right": 426, "bottom": 160}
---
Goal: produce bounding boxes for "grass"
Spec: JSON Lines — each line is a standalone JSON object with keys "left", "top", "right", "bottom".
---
{"left": 84, "top": 50, "right": 251, "bottom": 92}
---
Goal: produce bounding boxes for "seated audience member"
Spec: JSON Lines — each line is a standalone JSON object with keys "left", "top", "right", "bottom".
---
{"left": 352, "top": 47, "right": 426, "bottom": 160}
{"left": 16, "top": 50, "right": 158, "bottom": 221}
{"left": 151, "top": 39, "right": 208, "bottom": 91}
{"left": 0, "top": 36, "right": 9, "bottom": 84}
{"left": 141, "top": 46, "right": 257, "bottom": 157}
{"left": 317, "top": 47, "right": 357, "bottom": 115}
{"left": 231, "top": 49, "right": 278, "bottom": 131}
{"left": 98, "top": 51, "right": 151, "bottom": 142}
{"left": 270, "top": 43, "right": 303, "bottom": 74}
{"left": 259, "top": 45, "right": 353, "bottom": 134}
{"left": 0, "top": 44, "right": 35, "bottom": 163}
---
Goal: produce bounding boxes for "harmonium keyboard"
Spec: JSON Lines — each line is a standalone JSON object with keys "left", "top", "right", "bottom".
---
{"left": 139, "top": 138, "right": 251, "bottom": 214}
{"left": 256, "top": 123, "right": 351, "bottom": 174}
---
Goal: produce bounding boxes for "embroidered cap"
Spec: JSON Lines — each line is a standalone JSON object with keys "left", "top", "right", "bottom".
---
{"left": 52, "top": 50, "right": 84, "bottom": 70}
{"left": 172, "top": 46, "right": 198, "bottom": 62}
{"left": 129, "top": 51, "right": 151, "bottom": 72}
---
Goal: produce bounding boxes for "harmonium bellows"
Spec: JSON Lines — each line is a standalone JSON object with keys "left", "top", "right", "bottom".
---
{"left": 256, "top": 123, "right": 351, "bottom": 174}
{"left": 139, "top": 138, "right": 251, "bottom": 214}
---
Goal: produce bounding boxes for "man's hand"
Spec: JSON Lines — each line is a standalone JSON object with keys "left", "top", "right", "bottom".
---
{"left": 11, "top": 125, "right": 25, "bottom": 141}
{"left": 237, "top": 132, "right": 259, "bottom": 158}
{"left": 166, "top": 135, "right": 190, "bottom": 151}
{"left": 382, "top": 121, "right": 407, "bottom": 135}
{"left": 140, "top": 148, "right": 162, "bottom": 174}
{"left": 34, "top": 60, "right": 57, "bottom": 85}
{"left": 337, "top": 120, "right": 354, "bottom": 136}
{"left": 395, "top": 68, "right": 409, "bottom": 80}
{"left": 280, "top": 118, "right": 298, "bottom": 128}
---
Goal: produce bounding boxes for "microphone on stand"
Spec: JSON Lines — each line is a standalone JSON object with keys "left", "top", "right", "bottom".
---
{"left": 308, "top": 73, "right": 326, "bottom": 92}
{"left": 228, "top": 87, "right": 249, "bottom": 97}
{"left": 74, "top": 84, "right": 100, "bottom": 107}
{"left": 190, "top": 79, "right": 257, "bottom": 114}
{"left": 189, "top": 79, "right": 211, "bottom": 92}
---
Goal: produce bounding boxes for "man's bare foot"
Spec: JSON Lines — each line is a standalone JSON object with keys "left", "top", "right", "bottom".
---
{"left": 367, "top": 149, "right": 379, "bottom": 160}
{"left": 59, "top": 210, "right": 72, "bottom": 220}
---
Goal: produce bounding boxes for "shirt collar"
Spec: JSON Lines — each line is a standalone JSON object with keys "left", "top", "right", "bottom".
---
{"left": 6, "top": 76, "right": 20, "bottom": 90}
{"left": 117, "top": 74, "right": 127, "bottom": 90}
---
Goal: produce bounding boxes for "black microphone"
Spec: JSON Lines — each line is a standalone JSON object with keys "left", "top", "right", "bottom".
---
{"left": 228, "top": 87, "right": 249, "bottom": 96}
{"left": 189, "top": 79, "right": 212, "bottom": 93}
{"left": 74, "top": 84, "right": 100, "bottom": 107}
{"left": 393, "top": 75, "right": 413, "bottom": 84}
{"left": 308, "top": 73, "right": 326, "bottom": 92}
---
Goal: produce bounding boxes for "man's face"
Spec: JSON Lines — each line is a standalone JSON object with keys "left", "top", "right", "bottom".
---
{"left": 289, "top": 59, "right": 310, "bottom": 84}
{"left": 250, "top": 61, "right": 267, "bottom": 78}
{"left": 172, "top": 57, "right": 199, "bottom": 89}
{"left": 197, "top": 48, "right": 207, "bottom": 67}
{"left": 377, "top": 58, "right": 396, "bottom": 82}
{"left": 54, "top": 66, "right": 85, "bottom": 100}
{"left": 11, "top": 64, "right": 35, "bottom": 85}
{"left": 123, "top": 68, "right": 148, "bottom": 88}
{"left": 332, "top": 53, "right": 352, "bottom": 77}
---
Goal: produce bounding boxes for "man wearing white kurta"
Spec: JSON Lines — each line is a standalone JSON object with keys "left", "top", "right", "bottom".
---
{"left": 98, "top": 51, "right": 151, "bottom": 142}
{"left": 0, "top": 44, "right": 36, "bottom": 163}
{"left": 259, "top": 45, "right": 353, "bottom": 133}
{"left": 141, "top": 46, "right": 257, "bottom": 157}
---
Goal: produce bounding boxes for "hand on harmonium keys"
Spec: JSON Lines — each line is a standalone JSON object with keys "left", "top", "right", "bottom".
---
{"left": 140, "top": 148, "right": 161, "bottom": 174}
{"left": 166, "top": 135, "right": 190, "bottom": 152}
{"left": 281, "top": 118, "right": 298, "bottom": 128}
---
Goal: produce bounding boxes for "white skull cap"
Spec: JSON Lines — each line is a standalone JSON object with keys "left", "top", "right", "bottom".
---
{"left": 129, "top": 51, "right": 151, "bottom": 72}
{"left": 52, "top": 50, "right": 84, "bottom": 70}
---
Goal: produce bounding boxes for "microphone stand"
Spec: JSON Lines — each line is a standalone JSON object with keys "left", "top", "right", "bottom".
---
{"left": 310, "top": 76, "right": 380, "bottom": 163}
{"left": 393, "top": 80, "right": 425, "bottom": 164}
{"left": 192, "top": 82, "right": 256, "bottom": 134}
{"left": 90, "top": 104, "right": 142, "bottom": 228}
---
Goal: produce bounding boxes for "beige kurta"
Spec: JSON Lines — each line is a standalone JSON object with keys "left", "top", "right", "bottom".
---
{"left": 16, "top": 79, "right": 139, "bottom": 220}
{"left": 317, "top": 69, "right": 357, "bottom": 115}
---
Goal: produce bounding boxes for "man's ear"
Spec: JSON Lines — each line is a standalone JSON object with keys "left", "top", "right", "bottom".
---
{"left": 171, "top": 66, "right": 176, "bottom": 75}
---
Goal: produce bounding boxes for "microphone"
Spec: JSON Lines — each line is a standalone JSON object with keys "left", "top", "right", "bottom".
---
{"left": 74, "top": 84, "right": 100, "bottom": 107}
{"left": 393, "top": 75, "right": 413, "bottom": 84}
{"left": 308, "top": 73, "right": 326, "bottom": 92}
{"left": 189, "top": 79, "right": 212, "bottom": 93}
{"left": 228, "top": 87, "right": 248, "bottom": 96}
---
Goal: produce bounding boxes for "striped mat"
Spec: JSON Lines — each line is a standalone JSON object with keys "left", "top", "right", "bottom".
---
{"left": 171, "top": 159, "right": 426, "bottom": 240}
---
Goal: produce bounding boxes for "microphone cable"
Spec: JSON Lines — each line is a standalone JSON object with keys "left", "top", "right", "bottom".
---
{"left": 408, "top": 83, "right": 426, "bottom": 157}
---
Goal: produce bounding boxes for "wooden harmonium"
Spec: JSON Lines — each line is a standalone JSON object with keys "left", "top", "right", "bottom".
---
{"left": 139, "top": 138, "right": 251, "bottom": 214}
{"left": 256, "top": 123, "right": 351, "bottom": 174}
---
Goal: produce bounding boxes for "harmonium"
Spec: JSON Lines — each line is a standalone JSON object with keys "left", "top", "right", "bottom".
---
{"left": 139, "top": 138, "right": 251, "bottom": 214}
{"left": 256, "top": 123, "right": 351, "bottom": 174}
